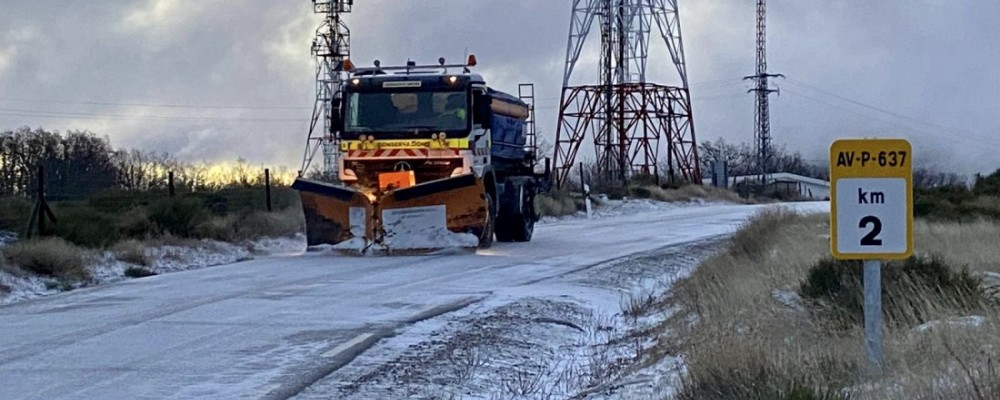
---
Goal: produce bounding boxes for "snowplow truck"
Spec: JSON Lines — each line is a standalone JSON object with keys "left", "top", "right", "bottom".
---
{"left": 292, "top": 58, "right": 549, "bottom": 251}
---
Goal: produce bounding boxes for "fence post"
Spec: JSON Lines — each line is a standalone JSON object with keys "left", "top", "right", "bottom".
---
{"left": 579, "top": 162, "right": 585, "bottom": 194}
{"left": 37, "top": 165, "right": 45, "bottom": 235}
{"left": 168, "top": 171, "right": 176, "bottom": 198}
{"left": 27, "top": 165, "right": 56, "bottom": 238}
{"left": 265, "top": 168, "right": 273, "bottom": 212}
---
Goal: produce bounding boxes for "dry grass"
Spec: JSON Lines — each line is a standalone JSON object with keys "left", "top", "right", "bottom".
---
{"left": 536, "top": 191, "right": 581, "bottom": 217}
{"left": 629, "top": 184, "right": 749, "bottom": 204}
{"left": 1, "top": 238, "right": 91, "bottom": 282}
{"left": 112, "top": 240, "right": 151, "bottom": 266}
{"left": 194, "top": 208, "right": 304, "bottom": 242}
{"left": 915, "top": 219, "right": 1000, "bottom": 273}
{"left": 660, "top": 209, "right": 1000, "bottom": 400}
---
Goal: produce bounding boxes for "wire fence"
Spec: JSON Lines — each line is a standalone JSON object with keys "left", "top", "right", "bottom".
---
{"left": 3, "top": 163, "right": 297, "bottom": 242}
{"left": 0, "top": 128, "right": 302, "bottom": 243}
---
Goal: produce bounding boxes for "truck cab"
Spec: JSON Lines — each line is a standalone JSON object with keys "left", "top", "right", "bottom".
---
{"left": 336, "top": 72, "right": 496, "bottom": 187}
{"left": 293, "top": 57, "right": 547, "bottom": 251}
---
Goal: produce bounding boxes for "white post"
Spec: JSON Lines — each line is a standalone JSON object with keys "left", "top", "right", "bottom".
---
{"left": 583, "top": 184, "right": 593, "bottom": 219}
{"left": 863, "top": 259, "right": 884, "bottom": 376}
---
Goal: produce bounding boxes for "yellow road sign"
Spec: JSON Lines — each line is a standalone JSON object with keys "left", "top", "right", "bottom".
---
{"left": 830, "top": 139, "right": 913, "bottom": 260}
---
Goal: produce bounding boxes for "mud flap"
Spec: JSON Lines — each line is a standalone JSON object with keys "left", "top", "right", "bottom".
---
{"left": 292, "top": 178, "right": 374, "bottom": 246}
{"left": 378, "top": 174, "right": 488, "bottom": 250}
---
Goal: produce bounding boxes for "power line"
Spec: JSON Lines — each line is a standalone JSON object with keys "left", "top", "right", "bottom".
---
{"left": 784, "top": 78, "right": 996, "bottom": 144}
{"left": 781, "top": 88, "right": 998, "bottom": 154}
{"left": 0, "top": 107, "right": 309, "bottom": 123}
{"left": 782, "top": 79, "right": 998, "bottom": 145}
{"left": 0, "top": 96, "right": 310, "bottom": 111}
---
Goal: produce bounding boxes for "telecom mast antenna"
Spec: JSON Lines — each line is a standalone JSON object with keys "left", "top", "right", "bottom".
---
{"left": 744, "top": 0, "right": 782, "bottom": 183}
{"left": 300, "top": 0, "right": 353, "bottom": 180}
{"left": 553, "top": 0, "right": 701, "bottom": 188}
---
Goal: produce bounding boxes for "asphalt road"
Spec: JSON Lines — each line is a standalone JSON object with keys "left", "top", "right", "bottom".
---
{"left": 0, "top": 202, "right": 826, "bottom": 399}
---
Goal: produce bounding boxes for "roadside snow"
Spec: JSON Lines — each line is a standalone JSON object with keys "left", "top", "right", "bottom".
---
{"left": 247, "top": 234, "right": 308, "bottom": 255}
{"left": 1, "top": 235, "right": 307, "bottom": 305}
{"left": 540, "top": 197, "right": 730, "bottom": 225}
{"left": 0, "top": 271, "right": 54, "bottom": 306}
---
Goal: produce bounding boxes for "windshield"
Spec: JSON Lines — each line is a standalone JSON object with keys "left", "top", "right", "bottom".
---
{"left": 345, "top": 90, "right": 469, "bottom": 134}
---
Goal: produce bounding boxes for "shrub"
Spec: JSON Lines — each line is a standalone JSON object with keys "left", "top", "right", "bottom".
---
{"left": 88, "top": 189, "right": 164, "bottom": 213}
{"left": 0, "top": 196, "right": 34, "bottom": 232}
{"left": 113, "top": 240, "right": 150, "bottom": 266}
{"left": 2, "top": 238, "right": 90, "bottom": 281}
{"left": 629, "top": 184, "right": 747, "bottom": 204}
{"left": 535, "top": 192, "right": 579, "bottom": 217}
{"left": 728, "top": 208, "right": 799, "bottom": 260}
{"left": 232, "top": 209, "right": 303, "bottom": 239}
{"left": 974, "top": 169, "right": 1000, "bottom": 196}
{"left": 799, "top": 256, "right": 987, "bottom": 328}
{"left": 124, "top": 266, "right": 157, "bottom": 278}
{"left": 49, "top": 205, "right": 122, "bottom": 248}
{"left": 194, "top": 209, "right": 304, "bottom": 242}
{"left": 147, "top": 198, "right": 207, "bottom": 237}
{"left": 117, "top": 207, "right": 158, "bottom": 239}
{"left": 915, "top": 183, "right": 1000, "bottom": 221}
{"left": 680, "top": 365, "right": 849, "bottom": 400}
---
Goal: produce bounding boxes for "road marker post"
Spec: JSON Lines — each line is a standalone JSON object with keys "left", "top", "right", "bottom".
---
{"left": 830, "top": 139, "right": 913, "bottom": 377}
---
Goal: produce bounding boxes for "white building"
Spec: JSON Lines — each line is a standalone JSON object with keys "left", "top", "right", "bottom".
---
{"left": 703, "top": 172, "right": 831, "bottom": 200}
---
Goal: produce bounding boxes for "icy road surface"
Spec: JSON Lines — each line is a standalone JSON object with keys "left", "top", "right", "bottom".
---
{"left": 0, "top": 202, "right": 827, "bottom": 399}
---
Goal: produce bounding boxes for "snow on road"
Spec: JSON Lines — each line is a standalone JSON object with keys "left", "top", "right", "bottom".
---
{"left": 295, "top": 240, "right": 723, "bottom": 399}
{"left": 0, "top": 201, "right": 828, "bottom": 400}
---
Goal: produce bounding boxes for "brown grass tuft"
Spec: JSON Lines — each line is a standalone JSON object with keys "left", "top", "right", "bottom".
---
{"left": 629, "top": 184, "right": 749, "bottom": 204}
{"left": 112, "top": 240, "right": 151, "bottom": 266}
{"left": 194, "top": 208, "right": 304, "bottom": 242}
{"left": 2, "top": 238, "right": 90, "bottom": 281}
{"left": 535, "top": 191, "right": 581, "bottom": 217}
{"left": 661, "top": 210, "right": 1000, "bottom": 399}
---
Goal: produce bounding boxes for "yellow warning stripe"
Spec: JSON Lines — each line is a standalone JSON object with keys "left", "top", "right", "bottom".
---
{"left": 340, "top": 138, "right": 470, "bottom": 151}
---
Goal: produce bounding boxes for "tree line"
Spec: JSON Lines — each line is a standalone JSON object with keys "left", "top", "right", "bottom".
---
{"left": 0, "top": 127, "right": 293, "bottom": 200}
{"left": 697, "top": 138, "right": 828, "bottom": 180}
{"left": 697, "top": 138, "right": 979, "bottom": 190}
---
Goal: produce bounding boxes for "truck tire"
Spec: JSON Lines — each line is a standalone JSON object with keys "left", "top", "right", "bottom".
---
{"left": 508, "top": 214, "right": 534, "bottom": 242}
{"left": 495, "top": 217, "right": 513, "bottom": 242}
{"left": 477, "top": 195, "right": 496, "bottom": 249}
{"left": 495, "top": 186, "right": 535, "bottom": 243}
{"left": 496, "top": 214, "right": 533, "bottom": 242}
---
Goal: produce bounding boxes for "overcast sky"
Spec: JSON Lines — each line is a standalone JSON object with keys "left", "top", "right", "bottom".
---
{"left": 1, "top": 0, "right": 997, "bottom": 175}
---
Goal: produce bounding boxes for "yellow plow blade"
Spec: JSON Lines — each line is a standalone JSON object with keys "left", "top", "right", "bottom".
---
{"left": 292, "top": 178, "right": 374, "bottom": 247}
{"left": 378, "top": 174, "right": 489, "bottom": 251}
{"left": 293, "top": 174, "right": 490, "bottom": 253}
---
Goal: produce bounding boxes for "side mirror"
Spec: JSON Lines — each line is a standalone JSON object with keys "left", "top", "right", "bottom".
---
{"left": 329, "top": 98, "right": 344, "bottom": 133}
{"left": 473, "top": 92, "right": 493, "bottom": 129}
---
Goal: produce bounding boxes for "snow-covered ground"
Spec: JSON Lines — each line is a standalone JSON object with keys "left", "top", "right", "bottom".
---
{"left": 295, "top": 240, "right": 722, "bottom": 399}
{"left": 0, "top": 235, "right": 307, "bottom": 306}
{"left": 0, "top": 201, "right": 828, "bottom": 400}
{"left": 539, "top": 197, "right": 726, "bottom": 224}
{"left": 0, "top": 197, "right": 711, "bottom": 305}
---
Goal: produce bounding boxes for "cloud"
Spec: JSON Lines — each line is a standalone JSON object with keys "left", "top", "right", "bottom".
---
{"left": 0, "top": 25, "right": 38, "bottom": 77}
{"left": 120, "top": 0, "right": 198, "bottom": 31}
{"left": 0, "top": 1, "right": 997, "bottom": 176}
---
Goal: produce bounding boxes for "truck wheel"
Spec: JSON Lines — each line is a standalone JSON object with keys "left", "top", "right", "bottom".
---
{"left": 477, "top": 195, "right": 496, "bottom": 249}
{"left": 495, "top": 217, "right": 513, "bottom": 242}
{"left": 509, "top": 214, "right": 534, "bottom": 242}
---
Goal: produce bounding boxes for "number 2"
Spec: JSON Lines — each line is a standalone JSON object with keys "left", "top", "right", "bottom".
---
{"left": 860, "top": 216, "right": 882, "bottom": 246}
